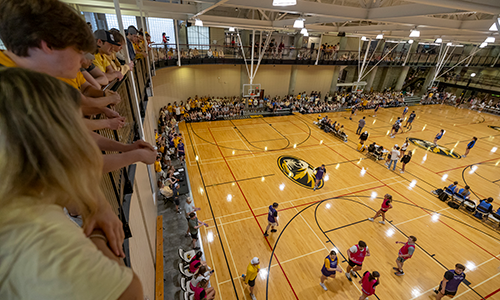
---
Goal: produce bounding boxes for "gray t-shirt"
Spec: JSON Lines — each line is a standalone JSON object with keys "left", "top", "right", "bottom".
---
{"left": 188, "top": 217, "right": 199, "bottom": 235}
{"left": 184, "top": 202, "right": 195, "bottom": 218}
{"left": 359, "top": 119, "right": 366, "bottom": 128}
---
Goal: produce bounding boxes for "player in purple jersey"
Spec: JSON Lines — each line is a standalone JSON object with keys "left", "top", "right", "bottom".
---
{"left": 314, "top": 164, "right": 326, "bottom": 191}
{"left": 264, "top": 202, "right": 279, "bottom": 237}
{"left": 434, "top": 263, "right": 466, "bottom": 299}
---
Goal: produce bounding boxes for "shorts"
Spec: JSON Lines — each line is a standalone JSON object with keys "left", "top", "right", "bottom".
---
{"left": 348, "top": 259, "right": 362, "bottom": 268}
{"left": 407, "top": 119, "right": 414, "bottom": 123}
{"left": 397, "top": 257, "right": 407, "bottom": 263}
{"left": 467, "top": 146, "right": 473, "bottom": 149}
{"left": 321, "top": 269, "right": 336, "bottom": 277}
{"left": 268, "top": 222, "right": 278, "bottom": 227}
{"left": 173, "top": 197, "right": 180, "bottom": 206}
{"left": 437, "top": 288, "right": 457, "bottom": 296}
{"left": 190, "top": 232, "right": 198, "bottom": 240}
{"left": 380, "top": 208, "right": 389, "bottom": 212}
{"left": 248, "top": 279, "right": 256, "bottom": 287}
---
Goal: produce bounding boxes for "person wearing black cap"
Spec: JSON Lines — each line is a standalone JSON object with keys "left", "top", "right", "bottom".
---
{"left": 93, "top": 29, "right": 123, "bottom": 82}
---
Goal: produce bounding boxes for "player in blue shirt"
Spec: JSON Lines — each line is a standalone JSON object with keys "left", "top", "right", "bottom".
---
{"left": 264, "top": 202, "right": 279, "bottom": 237}
{"left": 462, "top": 137, "right": 477, "bottom": 158}
{"left": 434, "top": 129, "right": 445, "bottom": 145}
{"left": 320, "top": 250, "right": 343, "bottom": 291}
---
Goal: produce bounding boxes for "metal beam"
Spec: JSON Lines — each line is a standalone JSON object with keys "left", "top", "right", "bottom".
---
{"left": 193, "top": 0, "right": 230, "bottom": 18}
{"left": 404, "top": 0, "right": 500, "bottom": 15}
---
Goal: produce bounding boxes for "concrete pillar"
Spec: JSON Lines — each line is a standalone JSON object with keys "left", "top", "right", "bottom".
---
{"left": 395, "top": 66, "right": 410, "bottom": 91}
{"left": 339, "top": 36, "right": 347, "bottom": 51}
{"left": 378, "top": 67, "right": 390, "bottom": 91}
{"left": 419, "top": 66, "right": 436, "bottom": 95}
{"left": 329, "top": 66, "right": 341, "bottom": 94}
{"left": 288, "top": 65, "right": 299, "bottom": 95}
{"left": 365, "top": 66, "right": 378, "bottom": 91}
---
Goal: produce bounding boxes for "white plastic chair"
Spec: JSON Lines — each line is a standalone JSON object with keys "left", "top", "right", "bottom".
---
{"left": 179, "top": 263, "right": 195, "bottom": 278}
{"left": 178, "top": 248, "right": 196, "bottom": 264}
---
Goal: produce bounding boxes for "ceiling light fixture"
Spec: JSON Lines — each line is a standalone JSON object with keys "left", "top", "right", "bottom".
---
{"left": 435, "top": 38, "right": 442, "bottom": 43}
{"left": 489, "top": 18, "right": 499, "bottom": 31}
{"left": 361, "top": 36, "right": 367, "bottom": 41}
{"left": 409, "top": 30, "right": 420, "bottom": 37}
{"left": 293, "top": 18, "right": 304, "bottom": 28}
{"left": 376, "top": 33, "right": 384, "bottom": 39}
{"left": 480, "top": 42, "right": 488, "bottom": 48}
{"left": 273, "top": 0, "right": 297, "bottom": 6}
{"left": 408, "top": 39, "right": 414, "bottom": 44}
{"left": 300, "top": 28, "right": 307, "bottom": 34}
{"left": 229, "top": 27, "right": 235, "bottom": 32}
{"left": 485, "top": 36, "right": 495, "bottom": 43}
{"left": 446, "top": 42, "right": 452, "bottom": 46}
{"left": 195, "top": 19, "right": 203, "bottom": 26}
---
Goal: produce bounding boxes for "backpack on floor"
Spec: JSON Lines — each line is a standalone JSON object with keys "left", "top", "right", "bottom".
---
{"left": 447, "top": 201, "right": 459, "bottom": 209}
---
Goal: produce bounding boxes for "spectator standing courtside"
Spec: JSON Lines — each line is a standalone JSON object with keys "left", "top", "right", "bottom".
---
{"left": 184, "top": 197, "right": 200, "bottom": 237}
{"left": 357, "top": 116, "right": 366, "bottom": 135}
{"left": 242, "top": 257, "right": 260, "bottom": 300}
{"left": 387, "top": 146, "right": 401, "bottom": 171}
{"left": 400, "top": 151, "right": 412, "bottom": 174}
{"left": 188, "top": 212, "right": 208, "bottom": 250}
{"left": 264, "top": 202, "right": 279, "bottom": 237}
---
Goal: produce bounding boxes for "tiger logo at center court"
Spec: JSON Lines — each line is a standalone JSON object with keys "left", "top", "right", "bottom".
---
{"left": 277, "top": 155, "right": 323, "bottom": 189}
{"left": 408, "top": 138, "right": 461, "bottom": 159}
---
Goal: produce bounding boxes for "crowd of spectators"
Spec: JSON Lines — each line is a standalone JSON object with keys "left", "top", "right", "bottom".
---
{"left": 0, "top": 0, "right": 162, "bottom": 298}
{"left": 155, "top": 104, "right": 217, "bottom": 299}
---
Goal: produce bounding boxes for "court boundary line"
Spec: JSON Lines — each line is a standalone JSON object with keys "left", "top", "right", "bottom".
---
{"left": 207, "top": 127, "right": 300, "bottom": 300}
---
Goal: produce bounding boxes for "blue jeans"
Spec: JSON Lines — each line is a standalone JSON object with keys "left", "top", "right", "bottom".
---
{"left": 388, "top": 160, "right": 397, "bottom": 170}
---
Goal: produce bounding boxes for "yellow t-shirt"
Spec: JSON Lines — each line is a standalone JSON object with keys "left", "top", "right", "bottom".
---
{"left": 0, "top": 200, "right": 133, "bottom": 300}
{"left": 154, "top": 161, "right": 162, "bottom": 173}
{"left": 167, "top": 105, "right": 173, "bottom": 113}
{"left": 58, "top": 71, "right": 86, "bottom": 91}
{"left": 174, "top": 136, "right": 181, "bottom": 148}
{"left": 245, "top": 263, "right": 260, "bottom": 283}
{"left": 93, "top": 53, "right": 110, "bottom": 73}
{"left": 0, "top": 51, "right": 86, "bottom": 91}
{"left": 0, "top": 50, "right": 17, "bottom": 67}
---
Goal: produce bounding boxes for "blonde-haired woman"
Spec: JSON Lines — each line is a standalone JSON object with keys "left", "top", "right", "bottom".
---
{"left": 0, "top": 68, "right": 143, "bottom": 300}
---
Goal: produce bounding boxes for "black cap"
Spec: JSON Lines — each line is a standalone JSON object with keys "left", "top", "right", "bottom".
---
{"left": 94, "top": 29, "right": 120, "bottom": 46}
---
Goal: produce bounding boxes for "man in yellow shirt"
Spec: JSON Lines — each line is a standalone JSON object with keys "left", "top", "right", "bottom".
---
{"left": 93, "top": 29, "right": 123, "bottom": 82}
{"left": 242, "top": 257, "right": 260, "bottom": 300}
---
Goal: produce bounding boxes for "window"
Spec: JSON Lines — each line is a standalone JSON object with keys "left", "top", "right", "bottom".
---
{"left": 147, "top": 17, "right": 176, "bottom": 46}
{"left": 187, "top": 26, "right": 210, "bottom": 50}
{"left": 105, "top": 14, "right": 137, "bottom": 31}
{"left": 83, "top": 12, "right": 98, "bottom": 31}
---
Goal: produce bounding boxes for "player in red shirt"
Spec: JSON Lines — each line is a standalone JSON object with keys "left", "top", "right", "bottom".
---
{"left": 345, "top": 240, "right": 370, "bottom": 281}
{"left": 359, "top": 271, "right": 380, "bottom": 299}
{"left": 368, "top": 194, "right": 393, "bottom": 225}
{"left": 393, "top": 236, "right": 417, "bottom": 276}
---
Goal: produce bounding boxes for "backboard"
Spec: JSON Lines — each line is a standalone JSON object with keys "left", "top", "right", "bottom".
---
{"left": 243, "top": 84, "right": 261, "bottom": 98}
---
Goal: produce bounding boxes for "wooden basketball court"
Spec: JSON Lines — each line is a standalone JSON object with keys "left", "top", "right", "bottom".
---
{"left": 179, "top": 104, "right": 500, "bottom": 300}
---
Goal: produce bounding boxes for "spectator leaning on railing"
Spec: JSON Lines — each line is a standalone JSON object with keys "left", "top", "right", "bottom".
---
{"left": 0, "top": 0, "right": 157, "bottom": 260}
{"left": 0, "top": 67, "right": 143, "bottom": 300}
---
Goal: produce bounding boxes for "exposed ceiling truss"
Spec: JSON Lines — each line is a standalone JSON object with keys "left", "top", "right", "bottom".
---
{"left": 64, "top": 0, "right": 500, "bottom": 44}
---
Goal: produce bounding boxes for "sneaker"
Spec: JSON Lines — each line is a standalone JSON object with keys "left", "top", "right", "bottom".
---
{"left": 392, "top": 267, "right": 399, "bottom": 271}
{"left": 271, "top": 229, "right": 277, "bottom": 233}
{"left": 351, "top": 271, "right": 358, "bottom": 278}
{"left": 434, "top": 289, "right": 439, "bottom": 294}
{"left": 320, "top": 283, "right": 328, "bottom": 291}
{"left": 242, "top": 274, "right": 246, "bottom": 279}
{"left": 264, "top": 232, "right": 269, "bottom": 237}
{"left": 387, "top": 166, "right": 390, "bottom": 169}
{"left": 379, "top": 221, "right": 385, "bottom": 225}
{"left": 462, "top": 155, "right": 466, "bottom": 158}
{"left": 345, "top": 272, "right": 352, "bottom": 281}
{"left": 368, "top": 218, "right": 374, "bottom": 222}
{"left": 184, "top": 233, "right": 190, "bottom": 237}
{"left": 251, "top": 294, "right": 257, "bottom": 300}
{"left": 394, "top": 271, "right": 405, "bottom": 276}
{"left": 400, "top": 170, "right": 404, "bottom": 173}
{"left": 313, "top": 187, "right": 316, "bottom": 191}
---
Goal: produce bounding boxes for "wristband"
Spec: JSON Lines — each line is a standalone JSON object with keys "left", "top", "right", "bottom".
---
{"left": 89, "top": 233, "right": 108, "bottom": 243}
